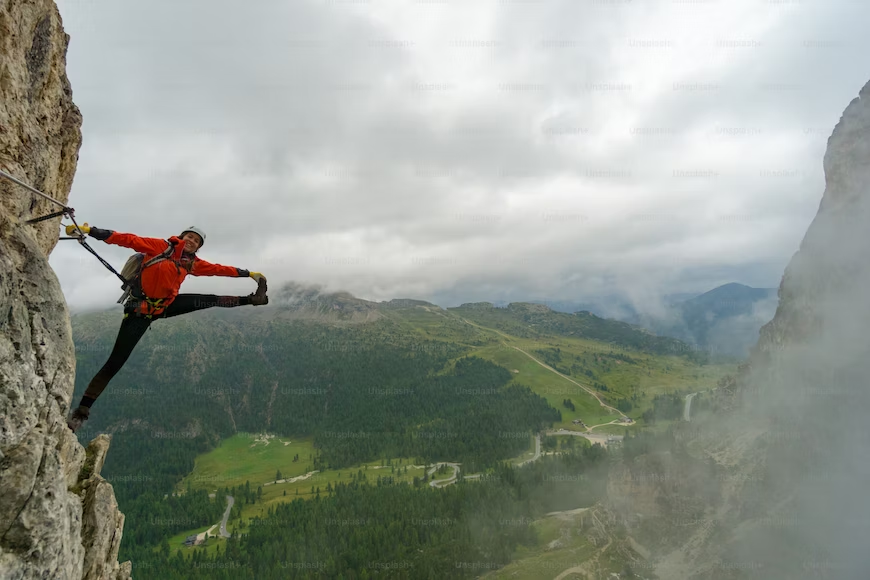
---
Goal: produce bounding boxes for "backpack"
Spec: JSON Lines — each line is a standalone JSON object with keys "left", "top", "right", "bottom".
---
{"left": 116, "top": 241, "right": 177, "bottom": 304}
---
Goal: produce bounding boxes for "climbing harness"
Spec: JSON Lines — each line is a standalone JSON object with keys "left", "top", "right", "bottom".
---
{"left": 0, "top": 168, "right": 127, "bottom": 284}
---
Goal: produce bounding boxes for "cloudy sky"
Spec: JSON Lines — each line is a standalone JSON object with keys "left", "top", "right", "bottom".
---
{"left": 50, "top": 0, "right": 870, "bottom": 313}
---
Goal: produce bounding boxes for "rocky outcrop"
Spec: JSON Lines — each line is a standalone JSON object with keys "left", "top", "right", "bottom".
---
{"left": 610, "top": 79, "right": 870, "bottom": 579}
{"left": 0, "top": 1, "right": 130, "bottom": 579}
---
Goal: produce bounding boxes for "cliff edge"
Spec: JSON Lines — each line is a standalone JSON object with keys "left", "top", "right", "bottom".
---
{"left": 608, "top": 79, "right": 870, "bottom": 579}
{"left": 0, "top": 2, "right": 131, "bottom": 579}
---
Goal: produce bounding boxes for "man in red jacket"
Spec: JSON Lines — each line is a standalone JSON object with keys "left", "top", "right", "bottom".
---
{"left": 66, "top": 224, "right": 269, "bottom": 433}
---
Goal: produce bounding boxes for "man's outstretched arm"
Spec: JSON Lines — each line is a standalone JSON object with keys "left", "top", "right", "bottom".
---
{"left": 190, "top": 258, "right": 251, "bottom": 278}
{"left": 66, "top": 223, "right": 171, "bottom": 255}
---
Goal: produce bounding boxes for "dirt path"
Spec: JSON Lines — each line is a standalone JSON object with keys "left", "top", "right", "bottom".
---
{"left": 548, "top": 428, "right": 623, "bottom": 447}
{"left": 458, "top": 317, "right": 630, "bottom": 425}
{"left": 263, "top": 470, "right": 319, "bottom": 487}
{"left": 517, "top": 433, "right": 542, "bottom": 466}
{"left": 509, "top": 344, "right": 626, "bottom": 420}
{"left": 195, "top": 524, "right": 217, "bottom": 543}
{"left": 219, "top": 496, "right": 234, "bottom": 538}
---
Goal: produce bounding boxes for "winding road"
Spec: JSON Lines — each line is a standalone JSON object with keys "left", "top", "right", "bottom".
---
{"left": 517, "top": 433, "right": 542, "bottom": 466}
{"left": 428, "top": 462, "right": 461, "bottom": 488}
{"left": 509, "top": 344, "right": 627, "bottom": 421}
{"left": 219, "top": 495, "right": 234, "bottom": 538}
{"left": 458, "top": 317, "right": 631, "bottom": 428}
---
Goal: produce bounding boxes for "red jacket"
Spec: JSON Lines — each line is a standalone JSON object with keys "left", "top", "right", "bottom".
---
{"left": 102, "top": 231, "right": 247, "bottom": 316}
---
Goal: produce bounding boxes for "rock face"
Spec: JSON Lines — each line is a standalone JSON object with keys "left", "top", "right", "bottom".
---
{"left": 610, "top": 80, "right": 870, "bottom": 579}
{"left": 0, "top": 2, "right": 130, "bottom": 579}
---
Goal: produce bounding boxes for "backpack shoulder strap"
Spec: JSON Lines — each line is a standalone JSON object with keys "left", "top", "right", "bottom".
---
{"left": 142, "top": 240, "right": 176, "bottom": 269}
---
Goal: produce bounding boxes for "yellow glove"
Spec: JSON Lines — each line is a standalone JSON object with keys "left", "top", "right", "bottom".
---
{"left": 249, "top": 272, "right": 266, "bottom": 283}
{"left": 65, "top": 222, "right": 90, "bottom": 236}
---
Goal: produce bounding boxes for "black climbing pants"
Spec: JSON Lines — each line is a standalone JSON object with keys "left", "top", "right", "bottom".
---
{"left": 78, "top": 294, "right": 249, "bottom": 409}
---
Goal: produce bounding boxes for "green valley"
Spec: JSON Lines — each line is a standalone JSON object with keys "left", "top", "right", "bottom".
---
{"left": 70, "top": 289, "right": 737, "bottom": 578}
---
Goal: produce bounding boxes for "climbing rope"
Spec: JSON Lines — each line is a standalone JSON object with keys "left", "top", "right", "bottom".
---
{"left": 0, "top": 168, "right": 127, "bottom": 283}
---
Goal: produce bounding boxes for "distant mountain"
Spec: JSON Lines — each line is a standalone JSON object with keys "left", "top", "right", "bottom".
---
{"left": 627, "top": 283, "right": 779, "bottom": 358}
{"left": 528, "top": 283, "right": 777, "bottom": 359}
{"left": 535, "top": 292, "right": 699, "bottom": 320}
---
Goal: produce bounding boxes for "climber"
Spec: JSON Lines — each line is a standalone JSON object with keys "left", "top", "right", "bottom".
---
{"left": 65, "top": 224, "right": 269, "bottom": 433}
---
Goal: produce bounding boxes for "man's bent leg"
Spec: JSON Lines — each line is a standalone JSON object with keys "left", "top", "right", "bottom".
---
{"left": 160, "top": 294, "right": 252, "bottom": 318}
{"left": 78, "top": 313, "right": 153, "bottom": 410}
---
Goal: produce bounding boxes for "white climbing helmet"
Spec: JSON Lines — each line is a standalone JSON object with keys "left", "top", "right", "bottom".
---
{"left": 180, "top": 226, "right": 206, "bottom": 248}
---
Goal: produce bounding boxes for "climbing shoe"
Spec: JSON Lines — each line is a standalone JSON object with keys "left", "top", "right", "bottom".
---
{"left": 67, "top": 405, "right": 90, "bottom": 434}
{"left": 249, "top": 277, "right": 268, "bottom": 306}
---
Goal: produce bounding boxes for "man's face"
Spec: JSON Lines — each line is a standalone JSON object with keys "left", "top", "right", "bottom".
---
{"left": 181, "top": 232, "right": 202, "bottom": 253}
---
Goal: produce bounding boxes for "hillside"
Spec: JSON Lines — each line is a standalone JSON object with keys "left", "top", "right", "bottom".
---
{"left": 450, "top": 301, "right": 710, "bottom": 362}
{"left": 68, "top": 286, "right": 733, "bottom": 576}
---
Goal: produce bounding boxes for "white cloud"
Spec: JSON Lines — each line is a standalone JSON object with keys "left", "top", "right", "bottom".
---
{"left": 50, "top": 0, "right": 870, "bottom": 312}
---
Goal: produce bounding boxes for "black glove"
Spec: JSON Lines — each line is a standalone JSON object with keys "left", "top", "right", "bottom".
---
{"left": 88, "top": 227, "right": 113, "bottom": 241}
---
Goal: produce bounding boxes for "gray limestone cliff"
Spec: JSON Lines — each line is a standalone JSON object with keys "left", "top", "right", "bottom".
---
{"left": 0, "top": 1, "right": 131, "bottom": 579}
{"left": 608, "top": 79, "right": 870, "bottom": 579}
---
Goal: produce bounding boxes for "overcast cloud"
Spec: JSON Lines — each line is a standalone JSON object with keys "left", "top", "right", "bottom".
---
{"left": 49, "top": 0, "right": 870, "bottom": 313}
